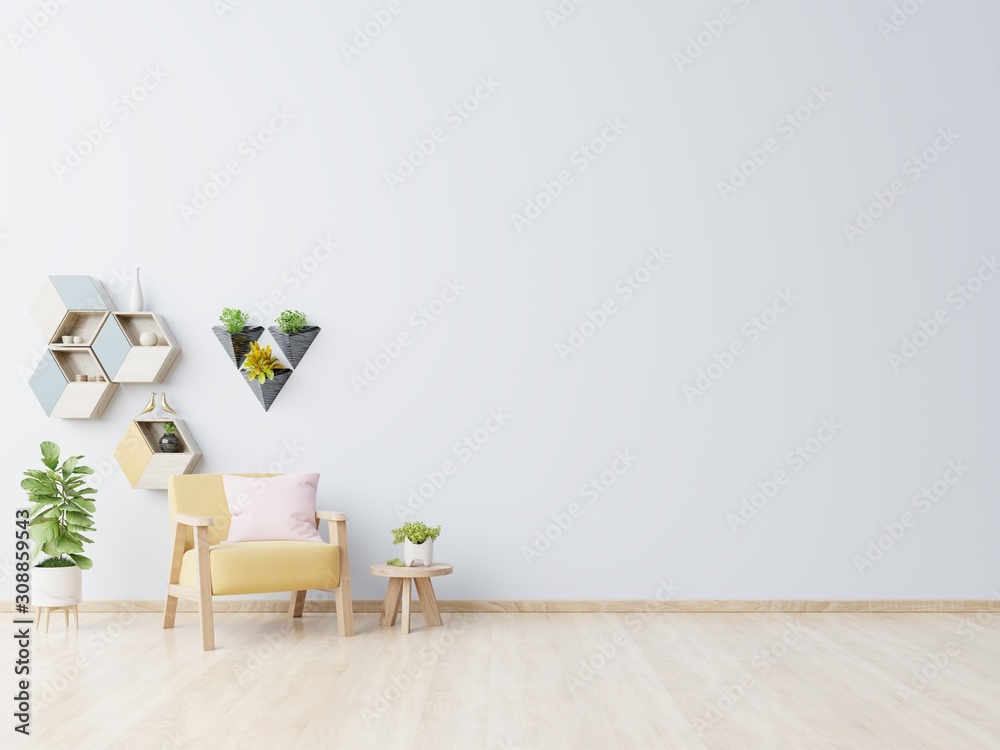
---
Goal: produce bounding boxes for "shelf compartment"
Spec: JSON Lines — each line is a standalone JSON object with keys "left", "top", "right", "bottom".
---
{"left": 50, "top": 347, "right": 110, "bottom": 382}
{"left": 47, "top": 311, "right": 110, "bottom": 346}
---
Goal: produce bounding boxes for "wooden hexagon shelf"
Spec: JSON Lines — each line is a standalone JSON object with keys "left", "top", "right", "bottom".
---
{"left": 94, "top": 313, "right": 181, "bottom": 383}
{"left": 29, "top": 276, "right": 114, "bottom": 341}
{"left": 28, "top": 348, "right": 118, "bottom": 419}
{"left": 114, "top": 418, "right": 202, "bottom": 490}
{"left": 28, "top": 276, "right": 184, "bottom": 418}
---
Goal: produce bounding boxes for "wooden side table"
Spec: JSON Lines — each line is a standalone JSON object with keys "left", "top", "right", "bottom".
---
{"left": 370, "top": 563, "right": 453, "bottom": 634}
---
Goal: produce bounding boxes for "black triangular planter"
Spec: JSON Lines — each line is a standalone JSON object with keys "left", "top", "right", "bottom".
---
{"left": 244, "top": 369, "right": 292, "bottom": 411}
{"left": 268, "top": 326, "right": 320, "bottom": 369}
{"left": 212, "top": 326, "right": 264, "bottom": 368}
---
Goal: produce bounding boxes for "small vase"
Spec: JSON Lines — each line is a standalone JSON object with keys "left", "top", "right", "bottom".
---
{"left": 129, "top": 268, "right": 144, "bottom": 312}
{"left": 404, "top": 539, "right": 434, "bottom": 567}
{"left": 159, "top": 433, "right": 181, "bottom": 453}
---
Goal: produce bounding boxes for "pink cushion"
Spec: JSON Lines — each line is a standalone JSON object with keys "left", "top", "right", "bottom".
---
{"left": 222, "top": 473, "right": 323, "bottom": 543}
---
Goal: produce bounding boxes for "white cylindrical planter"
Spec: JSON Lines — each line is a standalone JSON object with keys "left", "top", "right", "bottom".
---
{"left": 31, "top": 566, "right": 82, "bottom": 607}
{"left": 404, "top": 539, "right": 434, "bottom": 567}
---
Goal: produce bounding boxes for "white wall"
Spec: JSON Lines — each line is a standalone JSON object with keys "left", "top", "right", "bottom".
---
{"left": 3, "top": 1, "right": 998, "bottom": 602}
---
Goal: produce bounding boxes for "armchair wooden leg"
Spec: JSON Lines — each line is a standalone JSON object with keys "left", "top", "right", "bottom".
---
{"left": 289, "top": 590, "right": 306, "bottom": 618}
{"left": 333, "top": 518, "right": 354, "bottom": 637}
{"left": 335, "top": 583, "right": 354, "bottom": 637}
{"left": 163, "top": 520, "right": 187, "bottom": 630}
{"left": 194, "top": 526, "right": 215, "bottom": 651}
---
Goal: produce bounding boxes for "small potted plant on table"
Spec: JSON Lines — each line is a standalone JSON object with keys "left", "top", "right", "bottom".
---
{"left": 391, "top": 521, "right": 441, "bottom": 567}
{"left": 269, "top": 309, "right": 321, "bottom": 368}
{"left": 242, "top": 341, "right": 292, "bottom": 411}
{"left": 213, "top": 307, "right": 264, "bottom": 367}
{"left": 21, "top": 442, "right": 97, "bottom": 611}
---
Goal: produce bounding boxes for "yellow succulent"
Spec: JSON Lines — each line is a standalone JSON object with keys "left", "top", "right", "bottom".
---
{"left": 241, "top": 342, "right": 286, "bottom": 384}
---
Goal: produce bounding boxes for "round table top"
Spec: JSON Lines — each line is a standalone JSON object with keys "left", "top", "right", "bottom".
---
{"left": 370, "top": 562, "right": 453, "bottom": 578}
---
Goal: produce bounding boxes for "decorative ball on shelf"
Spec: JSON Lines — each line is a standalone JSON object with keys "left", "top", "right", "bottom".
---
{"left": 73, "top": 335, "right": 83, "bottom": 344}
{"left": 139, "top": 332, "right": 159, "bottom": 346}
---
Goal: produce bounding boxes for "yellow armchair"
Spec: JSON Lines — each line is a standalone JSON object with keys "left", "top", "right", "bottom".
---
{"left": 164, "top": 474, "right": 353, "bottom": 650}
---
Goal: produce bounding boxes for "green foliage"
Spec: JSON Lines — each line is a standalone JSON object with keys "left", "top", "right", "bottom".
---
{"left": 219, "top": 307, "right": 250, "bottom": 334}
{"left": 241, "top": 341, "right": 286, "bottom": 384}
{"left": 386, "top": 557, "right": 405, "bottom": 567}
{"left": 391, "top": 522, "right": 441, "bottom": 545}
{"left": 163, "top": 422, "right": 176, "bottom": 435}
{"left": 20, "top": 441, "right": 97, "bottom": 570}
{"left": 276, "top": 309, "right": 308, "bottom": 335}
{"left": 36, "top": 557, "right": 77, "bottom": 568}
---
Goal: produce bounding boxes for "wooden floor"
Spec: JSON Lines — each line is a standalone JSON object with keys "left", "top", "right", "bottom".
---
{"left": 10, "top": 611, "right": 1000, "bottom": 749}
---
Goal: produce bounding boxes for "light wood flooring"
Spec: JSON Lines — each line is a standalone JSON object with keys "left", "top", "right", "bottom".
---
{"left": 9, "top": 611, "right": 1000, "bottom": 749}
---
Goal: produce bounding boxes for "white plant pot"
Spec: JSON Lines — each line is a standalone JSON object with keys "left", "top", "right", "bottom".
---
{"left": 31, "top": 565, "right": 82, "bottom": 608}
{"left": 404, "top": 539, "right": 434, "bottom": 567}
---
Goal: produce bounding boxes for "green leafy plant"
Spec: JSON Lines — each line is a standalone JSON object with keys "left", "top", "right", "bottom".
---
{"left": 163, "top": 422, "right": 176, "bottom": 435}
{"left": 241, "top": 341, "right": 286, "bottom": 384}
{"left": 386, "top": 557, "right": 405, "bottom": 567}
{"left": 20, "top": 442, "right": 97, "bottom": 570}
{"left": 391, "top": 522, "right": 441, "bottom": 545}
{"left": 276, "top": 309, "right": 308, "bottom": 335}
{"left": 36, "top": 557, "right": 77, "bottom": 568}
{"left": 219, "top": 307, "right": 250, "bottom": 334}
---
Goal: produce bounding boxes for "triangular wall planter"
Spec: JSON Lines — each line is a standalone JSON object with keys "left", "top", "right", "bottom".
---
{"left": 268, "top": 326, "right": 320, "bottom": 369}
{"left": 244, "top": 369, "right": 293, "bottom": 411}
{"left": 212, "top": 326, "right": 264, "bottom": 368}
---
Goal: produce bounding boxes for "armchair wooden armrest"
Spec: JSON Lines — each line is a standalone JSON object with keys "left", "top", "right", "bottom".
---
{"left": 315, "top": 510, "right": 347, "bottom": 522}
{"left": 174, "top": 513, "right": 214, "bottom": 527}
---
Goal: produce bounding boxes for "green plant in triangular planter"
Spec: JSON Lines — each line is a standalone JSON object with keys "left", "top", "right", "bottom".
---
{"left": 20, "top": 442, "right": 97, "bottom": 608}
{"left": 241, "top": 341, "right": 292, "bottom": 411}
{"left": 268, "top": 309, "right": 320, "bottom": 369}
{"left": 213, "top": 307, "right": 264, "bottom": 367}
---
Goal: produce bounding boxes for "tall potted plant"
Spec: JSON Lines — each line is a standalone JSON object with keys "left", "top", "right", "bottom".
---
{"left": 21, "top": 442, "right": 97, "bottom": 608}
{"left": 269, "top": 309, "right": 321, "bottom": 368}
{"left": 241, "top": 341, "right": 292, "bottom": 411}
{"left": 213, "top": 307, "right": 264, "bottom": 367}
{"left": 391, "top": 522, "right": 441, "bottom": 567}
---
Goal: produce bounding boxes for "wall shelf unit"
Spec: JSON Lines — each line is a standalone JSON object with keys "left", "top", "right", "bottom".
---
{"left": 27, "top": 276, "right": 184, "bottom": 418}
{"left": 114, "top": 416, "right": 202, "bottom": 490}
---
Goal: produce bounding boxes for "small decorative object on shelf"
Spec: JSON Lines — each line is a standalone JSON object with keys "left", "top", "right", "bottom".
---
{"left": 129, "top": 267, "right": 144, "bottom": 312}
{"left": 73, "top": 335, "right": 83, "bottom": 344}
{"left": 159, "top": 392, "right": 177, "bottom": 414}
{"left": 241, "top": 341, "right": 292, "bottom": 411}
{"left": 213, "top": 307, "right": 264, "bottom": 367}
{"left": 139, "top": 331, "right": 159, "bottom": 346}
{"left": 137, "top": 392, "right": 156, "bottom": 415}
{"left": 159, "top": 422, "right": 181, "bottom": 453}
{"left": 269, "top": 309, "right": 321, "bottom": 369}
{"left": 114, "top": 394, "right": 202, "bottom": 490}
{"left": 391, "top": 521, "right": 442, "bottom": 567}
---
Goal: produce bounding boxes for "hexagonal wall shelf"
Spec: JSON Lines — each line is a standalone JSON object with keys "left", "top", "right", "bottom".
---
{"left": 94, "top": 313, "right": 180, "bottom": 383}
{"left": 29, "top": 276, "right": 114, "bottom": 341}
{"left": 114, "top": 417, "right": 202, "bottom": 490}
{"left": 27, "top": 276, "right": 184, "bottom": 418}
{"left": 27, "top": 349, "right": 118, "bottom": 419}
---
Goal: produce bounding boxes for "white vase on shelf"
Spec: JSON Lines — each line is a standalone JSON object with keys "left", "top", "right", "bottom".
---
{"left": 129, "top": 267, "right": 144, "bottom": 312}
